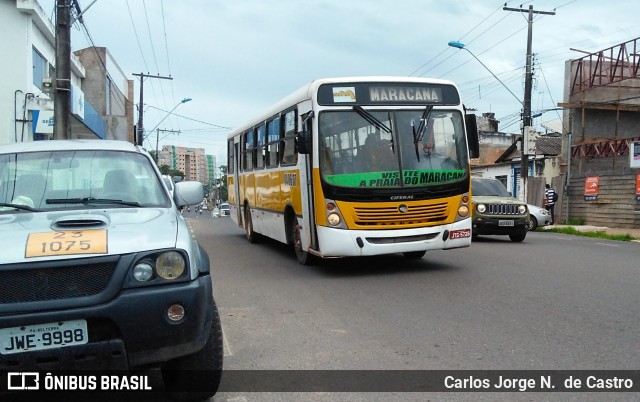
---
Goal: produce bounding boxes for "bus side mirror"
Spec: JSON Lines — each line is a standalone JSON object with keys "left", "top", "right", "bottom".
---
{"left": 465, "top": 113, "right": 480, "bottom": 159}
{"left": 296, "top": 130, "right": 311, "bottom": 155}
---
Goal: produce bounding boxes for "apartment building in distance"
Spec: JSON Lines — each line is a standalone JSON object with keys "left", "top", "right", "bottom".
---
{"left": 158, "top": 145, "right": 210, "bottom": 185}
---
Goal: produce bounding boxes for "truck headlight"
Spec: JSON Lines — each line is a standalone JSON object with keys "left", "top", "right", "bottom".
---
{"left": 133, "top": 262, "right": 154, "bottom": 282}
{"left": 519, "top": 205, "right": 527, "bottom": 214}
{"left": 476, "top": 204, "right": 486, "bottom": 213}
{"left": 156, "top": 251, "right": 185, "bottom": 280}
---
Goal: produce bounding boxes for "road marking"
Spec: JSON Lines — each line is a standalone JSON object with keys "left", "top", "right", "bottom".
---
{"left": 596, "top": 242, "right": 620, "bottom": 247}
{"left": 222, "top": 323, "right": 233, "bottom": 356}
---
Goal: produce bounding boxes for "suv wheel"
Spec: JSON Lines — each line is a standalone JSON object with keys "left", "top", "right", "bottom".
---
{"left": 509, "top": 233, "right": 527, "bottom": 242}
{"left": 162, "top": 297, "right": 223, "bottom": 401}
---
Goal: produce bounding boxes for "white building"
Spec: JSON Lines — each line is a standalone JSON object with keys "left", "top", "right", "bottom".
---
{"left": 0, "top": 0, "right": 132, "bottom": 144}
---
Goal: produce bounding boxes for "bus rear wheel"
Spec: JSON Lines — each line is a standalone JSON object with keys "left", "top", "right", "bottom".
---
{"left": 245, "top": 207, "right": 257, "bottom": 243}
{"left": 403, "top": 251, "right": 426, "bottom": 259}
{"left": 292, "top": 217, "right": 311, "bottom": 265}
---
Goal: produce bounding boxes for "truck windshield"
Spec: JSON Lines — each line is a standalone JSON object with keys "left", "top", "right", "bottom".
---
{"left": 319, "top": 109, "right": 468, "bottom": 189}
{"left": 0, "top": 150, "right": 169, "bottom": 211}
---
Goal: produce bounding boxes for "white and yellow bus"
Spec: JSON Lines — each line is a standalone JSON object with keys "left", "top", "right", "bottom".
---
{"left": 227, "top": 77, "right": 479, "bottom": 264}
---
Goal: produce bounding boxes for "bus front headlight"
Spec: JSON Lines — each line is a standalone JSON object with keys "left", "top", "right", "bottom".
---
{"left": 327, "top": 213, "right": 341, "bottom": 226}
{"left": 458, "top": 205, "right": 469, "bottom": 217}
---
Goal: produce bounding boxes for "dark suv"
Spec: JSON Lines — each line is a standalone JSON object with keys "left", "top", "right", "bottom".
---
{"left": 471, "top": 177, "right": 529, "bottom": 242}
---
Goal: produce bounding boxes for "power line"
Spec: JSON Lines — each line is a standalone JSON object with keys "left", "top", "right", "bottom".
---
{"left": 125, "top": 0, "right": 149, "bottom": 73}
{"left": 145, "top": 105, "right": 233, "bottom": 130}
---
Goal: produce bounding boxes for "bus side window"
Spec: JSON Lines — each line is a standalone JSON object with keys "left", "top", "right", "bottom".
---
{"left": 281, "top": 109, "right": 298, "bottom": 165}
{"left": 266, "top": 117, "right": 280, "bottom": 168}
{"left": 243, "top": 130, "right": 254, "bottom": 171}
{"left": 256, "top": 124, "right": 266, "bottom": 170}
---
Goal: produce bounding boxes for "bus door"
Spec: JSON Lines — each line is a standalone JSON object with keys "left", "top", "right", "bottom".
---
{"left": 233, "top": 141, "right": 242, "bottom": 224}
{"left": 297, "top": 102, "right": 318, "bottom": 254}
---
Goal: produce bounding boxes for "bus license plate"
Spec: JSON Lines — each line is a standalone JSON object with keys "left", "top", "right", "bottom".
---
{"left": 499, "top": 220, "right": 515, "bottom": 227}
{"left": 0, "top": 320, "right": 88, "bottom": 355}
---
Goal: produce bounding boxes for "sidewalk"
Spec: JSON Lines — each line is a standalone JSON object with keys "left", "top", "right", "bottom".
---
{"left": 542, "top": 224, "right": 640, "bottom": 241}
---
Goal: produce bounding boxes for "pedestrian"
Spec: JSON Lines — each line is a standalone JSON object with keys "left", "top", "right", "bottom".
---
{"left": 544, "top": 183, "right": 557, "bottom": 224}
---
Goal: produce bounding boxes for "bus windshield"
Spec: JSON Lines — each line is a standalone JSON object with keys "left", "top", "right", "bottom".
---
{"left": 319, "top": 109, "right": 469, "bottom": 189}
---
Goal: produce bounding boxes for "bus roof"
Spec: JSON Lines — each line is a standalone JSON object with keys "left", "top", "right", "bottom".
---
{"left": 227, "top": 76, "right": 459, "bottom": 140}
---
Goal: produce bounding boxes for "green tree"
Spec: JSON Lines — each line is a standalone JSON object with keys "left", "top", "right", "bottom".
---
{"left": 167, "top": 169, "right": 185, "bottom": 181}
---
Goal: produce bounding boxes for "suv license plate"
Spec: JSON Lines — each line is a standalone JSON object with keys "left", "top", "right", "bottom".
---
{"left": 0, "top": 319, "right": 88, "bottom": 355}
{"left": 499, "top": 220, "right": 515, "bottom": 227}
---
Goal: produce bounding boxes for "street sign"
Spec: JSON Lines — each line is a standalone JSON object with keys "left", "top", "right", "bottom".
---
{"left": 584, "top": 176, "right": 599, "bottom": 201}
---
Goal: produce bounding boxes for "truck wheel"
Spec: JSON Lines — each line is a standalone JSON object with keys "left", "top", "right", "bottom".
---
{"left": 162, "top": 297, "right": 223, "bottom": 401}
{"left": 509, "top": 233, "right": 527, "bottom": 242}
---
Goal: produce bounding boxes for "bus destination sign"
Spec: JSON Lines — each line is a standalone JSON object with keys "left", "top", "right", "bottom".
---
{"left": 369, "top": 86, "right": 442, "bottom": 103}
{"left": 318, "top": 82, "right": 460, "bottom": 106}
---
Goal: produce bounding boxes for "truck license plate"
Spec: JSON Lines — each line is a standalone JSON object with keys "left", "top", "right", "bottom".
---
{"left": 0, "top": 319, "right": 88, "bottom": 355}
{"left": 499, "top": 220, "right": 515, "bottom": 227}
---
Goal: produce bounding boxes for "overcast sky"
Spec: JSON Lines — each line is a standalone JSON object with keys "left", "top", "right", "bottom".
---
{"left": 39, "top": 0, "right": 640, "bottom": 164}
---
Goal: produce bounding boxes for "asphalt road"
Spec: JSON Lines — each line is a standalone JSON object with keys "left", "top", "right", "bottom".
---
{"left": 184, "top": 212, "right": 640, "bottom": 401}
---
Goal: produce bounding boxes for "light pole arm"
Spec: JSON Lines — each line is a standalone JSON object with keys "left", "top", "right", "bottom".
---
{"left": 448, "top": 41, "right": 523, "bottom": 106}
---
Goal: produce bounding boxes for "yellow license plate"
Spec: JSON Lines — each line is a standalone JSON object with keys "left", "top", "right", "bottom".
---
{"left": 26, "top": 230, "right": 108, "bottom": 258}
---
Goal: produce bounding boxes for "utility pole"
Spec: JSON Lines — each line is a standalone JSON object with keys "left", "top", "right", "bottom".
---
{"left": 54, "top": 0, "right": 72, "bottom": 139}
{"left": 156, "top": 128, "right": 180, "bottom": 163}
{"left": 503, "top": 4, "right": 555, "bottom": 202}
{"left": 132, "top": 73, "right": 173, "bottom": 146}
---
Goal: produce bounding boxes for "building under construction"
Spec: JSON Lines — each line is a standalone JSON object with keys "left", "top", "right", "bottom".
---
{"left": 558, "top": 36, "right": 640, "bottom": 228}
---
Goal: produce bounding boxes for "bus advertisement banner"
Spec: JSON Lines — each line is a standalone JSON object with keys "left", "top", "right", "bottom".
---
{"left": 323, "top": 169, "right": 466, "bottom": 188}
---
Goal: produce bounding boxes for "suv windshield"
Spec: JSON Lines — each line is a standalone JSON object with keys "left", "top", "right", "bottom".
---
{"left": 0, "top": 150, "right": 169, "bottom": 211}
{"left": 319, "top": 109, "right": 468, "bottom": 189}
{"left": 472, "top": 178, "right": 512, "bottom": 197}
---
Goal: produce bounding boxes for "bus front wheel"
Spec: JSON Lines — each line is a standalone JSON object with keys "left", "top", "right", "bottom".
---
{"left": 403, "top": 251, "right": 426, "bottom": 259}
{"left": 292, "top": 217, "right": 311, "bottom": 265}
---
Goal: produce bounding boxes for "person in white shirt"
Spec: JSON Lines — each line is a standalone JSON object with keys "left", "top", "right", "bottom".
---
{"left": 544, "top": 183, "right": 557, "bottom": 224}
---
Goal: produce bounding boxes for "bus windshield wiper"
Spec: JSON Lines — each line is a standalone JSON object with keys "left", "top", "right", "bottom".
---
{"left": 0, "top": 202, "right": 40, "bottom": 212}
{"left": 46, "top": 197, "right": 142, "bottom": 207}
{"left": 411, "top": 105, "right": 434, "bottom": 162}
{"left": 353, "top": 106, "right": 391, "bottom": 134}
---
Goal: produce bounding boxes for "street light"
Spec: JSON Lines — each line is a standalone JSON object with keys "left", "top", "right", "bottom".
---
{"left": 147, "top": 97, "right": 192, "bottom": 160}
{"left": 449, "top": 40, "right": 532, "bottom": 201}
{"left": 448, "top": 41, "right": 523, "bottom": 106}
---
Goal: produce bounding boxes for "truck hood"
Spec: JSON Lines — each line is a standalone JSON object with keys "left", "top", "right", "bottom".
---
{"left": 0, "top": 208, "right": 178, "bottom": 264}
